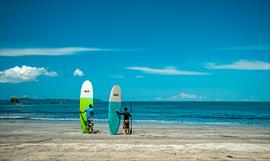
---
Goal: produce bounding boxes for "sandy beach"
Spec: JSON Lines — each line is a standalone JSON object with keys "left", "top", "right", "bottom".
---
{"left": 0, "top": 122, "right": 269, "bottom": 161}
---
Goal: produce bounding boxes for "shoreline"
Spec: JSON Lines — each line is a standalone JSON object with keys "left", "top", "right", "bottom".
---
{"left": 1, "top": 119, "right": 269, "bottom": 128}
{"left": 1, "top": 122, "right": 269, "bottom": 161}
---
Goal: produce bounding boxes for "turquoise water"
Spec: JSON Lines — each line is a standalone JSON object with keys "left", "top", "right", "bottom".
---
{"left": 0, "top": 101, "right": 269, "bottom": 127}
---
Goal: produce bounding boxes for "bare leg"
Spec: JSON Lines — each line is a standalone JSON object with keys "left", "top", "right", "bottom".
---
{"left": 88, "top": 125, "right": 94, "bottom": 133}
{"left": 91, "top": 126, "right": 94, "bottom": 133}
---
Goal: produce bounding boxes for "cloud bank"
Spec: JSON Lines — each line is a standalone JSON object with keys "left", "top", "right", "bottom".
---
{"left": 156, "top": 92, "right": 207, "bottom": 101}
{"left": 0, "top": 65, "right": 57, "bottom": 83}
{"left": 73, "top": 69, "right": 84, "bottom": 77}
{"left": 0, "top": 47, "right": 109, "bottom": 56}
{"left": 206, "top": 60, "right": 270, "bottom": 70}
{"left": 126, "top": 66, "right": 209, "bottom": 75}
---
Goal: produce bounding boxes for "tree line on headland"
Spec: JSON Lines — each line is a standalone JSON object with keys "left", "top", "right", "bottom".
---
{"left": 0, "top": 97, "right": 102, "bottom": 105}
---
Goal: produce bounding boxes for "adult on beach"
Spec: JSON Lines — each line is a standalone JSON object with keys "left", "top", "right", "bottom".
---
{"left": 80, "top": 104, "right": 95, "bottom": 133}
{"left": 116, "top": 107, "right": 132, "bottom": 135}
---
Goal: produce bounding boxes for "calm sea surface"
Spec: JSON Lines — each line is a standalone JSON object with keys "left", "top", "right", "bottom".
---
{"left": 0, "top": 101, "right": 269, "bottom": 127}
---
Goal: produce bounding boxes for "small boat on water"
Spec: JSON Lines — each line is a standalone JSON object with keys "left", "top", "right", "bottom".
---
{"left": 10, "top": 96, "right": 20, "bottom": 104}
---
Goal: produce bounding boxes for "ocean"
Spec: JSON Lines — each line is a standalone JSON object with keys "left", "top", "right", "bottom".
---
{"left": 0, "top": 101, "right": 269, "bottom": 127}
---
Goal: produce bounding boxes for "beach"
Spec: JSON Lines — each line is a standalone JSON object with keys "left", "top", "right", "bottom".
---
{"left": 0, "top": 122, "right": 269, "bottom": 161}
{"left": 1, "top": 0, "right": 269, "bottom": 160}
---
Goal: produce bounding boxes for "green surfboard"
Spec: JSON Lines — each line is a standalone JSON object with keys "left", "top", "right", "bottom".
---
{"left": 80, "top": 80, "right": 93, "bottom": 133}
{"left": 108, "top": 85, "right": 122, "bottom": 135}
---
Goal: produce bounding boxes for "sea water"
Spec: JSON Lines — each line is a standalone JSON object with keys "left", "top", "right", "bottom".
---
{"left": 0, "top": 101, "right": 269, "bottom": 127}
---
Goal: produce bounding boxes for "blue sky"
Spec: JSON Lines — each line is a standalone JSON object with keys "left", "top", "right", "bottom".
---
{"left": 0, "top": 0, "right": 269, "bottom": 101}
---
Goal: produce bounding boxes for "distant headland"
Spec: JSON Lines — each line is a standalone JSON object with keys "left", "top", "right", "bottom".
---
{"left": 0, "top": 97, "right": 103, "bottom": 105}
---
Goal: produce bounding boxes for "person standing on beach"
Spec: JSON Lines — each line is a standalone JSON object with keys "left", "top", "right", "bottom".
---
{"left": 116, "top": 107, "right": 132, "bottom": 135}
{"left": 80, "top": 104, "right": 94, "bottom": 133}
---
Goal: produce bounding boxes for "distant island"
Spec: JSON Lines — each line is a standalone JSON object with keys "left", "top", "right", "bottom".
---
{"left": 0, "top": 97, "right": 103, "bottom": 105}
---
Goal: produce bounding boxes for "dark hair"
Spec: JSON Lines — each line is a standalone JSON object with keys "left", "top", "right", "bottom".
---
{"left": 89, "top": 104, "right": 93, "bottom": 108}
{"left": 124, "top": 107, "right": 128, "bottom": 111}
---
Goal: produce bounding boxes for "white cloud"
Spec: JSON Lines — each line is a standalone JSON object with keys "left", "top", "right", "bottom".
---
{"left": 155, "top": 93, "right": 207, "bottom": 101}
{"left": 178, "top": 93, "right": 198, "bottom": 99}
{"left": 0, "top": 65, "right": 58, "bottom": 83}
{"left": 218, "top": 45, "right": 270, "bottom": 51}
{"left": 206, "top": 60, "right": 270, "bottom": 70}
{"left": 126, "top": 66, "right": 209, "bottom": 75}
{"left": 73, "top": 69, "right": 84, "bottom": 77}
{"left": 110, "top": 75, "right": 126, "bottom": 79}
{"left": 0, "top": 47, "right": 108, "bottom": 56}
{"left": 0, "top": 47, "right": 142, "bottom": 56}
{"left": 169, "top": 93, "right": 206, "bottom": 100}
{"left": 135, "top": 75, "right": 144, "bottom": 78}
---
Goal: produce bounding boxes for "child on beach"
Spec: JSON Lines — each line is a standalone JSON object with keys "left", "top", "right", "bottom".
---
{"left": 116, "top": 107, "right": 132, "bottom": 135}
{"left": 80, "top": 104, "right": 94, "bottom": 133}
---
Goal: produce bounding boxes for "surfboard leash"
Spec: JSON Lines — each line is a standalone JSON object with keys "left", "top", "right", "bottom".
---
{"left": 130, "top": 102, "right": 133, "bottom": 135}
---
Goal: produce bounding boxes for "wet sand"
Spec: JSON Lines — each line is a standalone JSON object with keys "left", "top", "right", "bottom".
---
{"left": 0, "top": 122, "right": 269, "bottom": 161}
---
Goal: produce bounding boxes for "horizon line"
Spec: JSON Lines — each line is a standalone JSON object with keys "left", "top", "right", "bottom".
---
{"left": 0, "top": 97, "right": 269, "bottom": 102}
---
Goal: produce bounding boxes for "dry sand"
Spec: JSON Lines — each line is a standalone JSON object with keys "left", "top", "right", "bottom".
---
{"left": 0, "top": 122, "right": 269, "bottom": 161}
